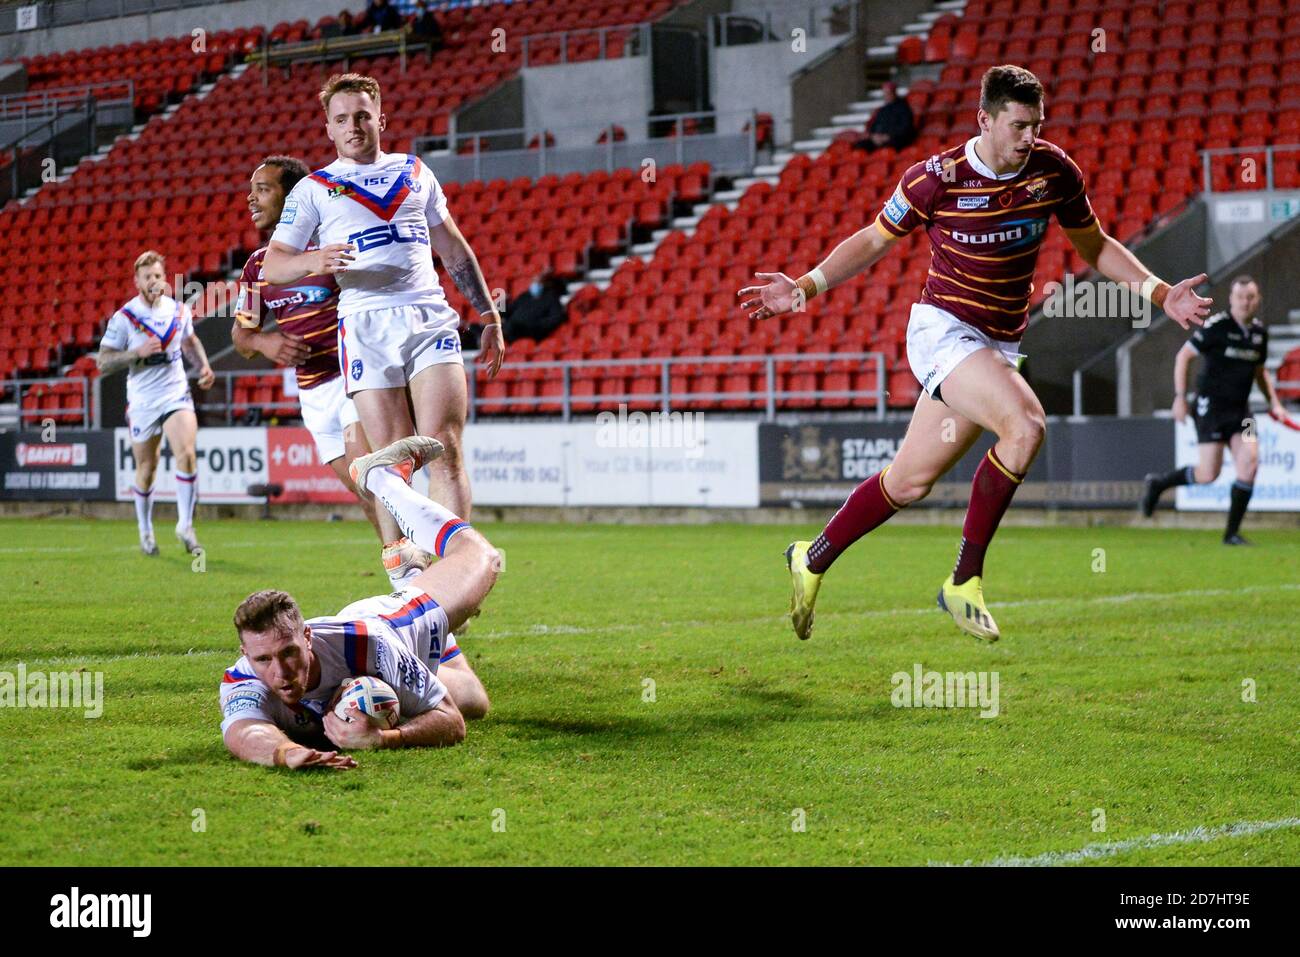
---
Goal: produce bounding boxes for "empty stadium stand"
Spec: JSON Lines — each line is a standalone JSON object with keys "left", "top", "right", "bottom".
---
{"left": 478, "top": 0, "right": 1300, "bottom": 414}
{"left": 6, "top": 0, "right": 1300, "bottom": 423}
{"left": 0, "top": 0, "right": 681, "bottom": 404}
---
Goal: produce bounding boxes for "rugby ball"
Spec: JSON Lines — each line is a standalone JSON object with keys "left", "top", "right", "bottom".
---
{"left": 332, "top": 676, "right": 401, "bottom": 729}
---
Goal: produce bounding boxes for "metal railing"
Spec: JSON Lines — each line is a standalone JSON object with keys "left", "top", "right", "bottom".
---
{"left": 2, "top": 96, "right": 97, "bottom": 206}
{"left": 0, "top": 80, "right": 134, "bottom": 121}
{"left": 421, "top": 110, "right": 758, "bottom": 183}
{"left": 7, "top": 376, "right": 94, "bottom": 428}
{"left": 520, "top": 22, "right": 650, "bottom": 67}
{"left": 466, "top": 352, "right": 888, "bottom": 422}
{"left": 246, "top": 25, "right": 430, "bottom": 80}
{"left": 73, "top": 351, "right": 888, "bottom": 426}
{"left": 192, "top": 368, "right": 299, "bottom": 425}
{"left": 0, "top": 0, "right": 240, "bottom": 34}
{"left": 710, "top": 1, "right": 859, "bottom": 47}
{"left": 1200, "top": 143, "right": 1300, "bottom": 193}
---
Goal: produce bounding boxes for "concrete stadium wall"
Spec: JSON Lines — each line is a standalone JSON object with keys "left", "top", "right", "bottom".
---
{"left": 712, "top": 34, "right": 844, "bottom": 143}
{"left": 521, "top": 55, "right": 653, "bottom": 146}
{"left": 0, "top": 0, "right": 367, "bottom": 60}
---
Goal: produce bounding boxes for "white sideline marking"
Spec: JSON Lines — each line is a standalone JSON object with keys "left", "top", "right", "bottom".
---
{"left": 932, "top": 817, "right": 1300, "bottom": 867}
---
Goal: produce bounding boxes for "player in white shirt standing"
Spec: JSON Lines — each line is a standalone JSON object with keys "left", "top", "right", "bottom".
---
{"left": 263, "top": 73, "right": 505, "bottom": 573}
{"left": 220, "top": 435, "right": 495, "bottom": 769}
{"left": 98, "top": 250, "right": 215, "bottom": 556}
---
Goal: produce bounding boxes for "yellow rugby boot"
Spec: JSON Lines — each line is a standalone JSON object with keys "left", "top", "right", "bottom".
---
{"left": 936, "top": 574, "right": 1000, "bottom": 642}
{"left": 784, "top": 541, "right": 823, "bottom": 641}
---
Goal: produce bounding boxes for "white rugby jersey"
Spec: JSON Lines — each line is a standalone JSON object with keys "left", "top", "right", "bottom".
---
{"left": 270, "top": 151, "right": 458, "bottom": 319}
{"left": 219, "top": 586, "right": 453, "bottom": 740}
{"left": 99, "top": 294, "right": 193, "bottom": 410}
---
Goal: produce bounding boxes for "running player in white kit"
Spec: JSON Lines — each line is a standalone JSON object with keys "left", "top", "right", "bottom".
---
{"left": 262, "top": 72, "right": 505, "bottom": 560}
{"left": 98, "top": 250, "right": 215, "bottom": 556}
{"left": 220, "top": 436, "right": 495, "bottom": 770}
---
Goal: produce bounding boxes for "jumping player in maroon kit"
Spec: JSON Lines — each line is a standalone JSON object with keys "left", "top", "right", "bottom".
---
{"left": 233, "top": 155, "right": 430, "bottom": 588}
{"left": 740, "top": 65, "right": 1213, "bottom": 642}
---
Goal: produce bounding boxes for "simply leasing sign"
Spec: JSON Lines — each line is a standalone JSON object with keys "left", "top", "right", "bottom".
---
{"left": 1175, "top": 416, "right": 1300, "bottom": 511}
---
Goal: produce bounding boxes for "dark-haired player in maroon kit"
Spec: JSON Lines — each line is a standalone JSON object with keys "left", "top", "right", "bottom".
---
{"left": 740, "top": 65, "right": 1213, "bottom": 642}
{"left": 233, "top": 156, "right": 431, "bottom": 589}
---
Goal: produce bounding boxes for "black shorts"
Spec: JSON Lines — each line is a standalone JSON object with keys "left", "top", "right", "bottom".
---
{"left": 1192, "top": 397, "right": 1252, "bottom": 444}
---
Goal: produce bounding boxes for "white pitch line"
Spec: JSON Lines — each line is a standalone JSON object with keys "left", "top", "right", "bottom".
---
{"left": 0, "top": 538, "right": 379, "bottom": 555}
{"left": 5, "top": 582, "right": 1296, "bottom": 666}
{"left": 933, "top": 817, "right": 1300, "bottom": 867}
{"left": 0, "top": 649, "right": 225, "bottom": 669}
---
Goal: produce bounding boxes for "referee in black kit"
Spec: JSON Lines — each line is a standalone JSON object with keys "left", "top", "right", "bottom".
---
{"left": 1142, "top": 275, "right": 1287, "bottom": 544}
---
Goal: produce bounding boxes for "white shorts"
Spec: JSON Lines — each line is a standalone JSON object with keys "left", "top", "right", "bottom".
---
{"left": 338, "top": 303, "right": 463, "bottom": 396}
{"left": 126, "top": 393, "right": 194, "bottom": 443}
{"left": 298, "top": 375, "right": 361, "bottom": 464}
{"left": 905, "top": 302, "right": 1027, "bottom": 399}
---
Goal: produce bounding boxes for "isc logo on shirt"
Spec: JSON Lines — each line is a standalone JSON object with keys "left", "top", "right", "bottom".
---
{"left": 957, "top": 196, "right": 990, "bottom": 209}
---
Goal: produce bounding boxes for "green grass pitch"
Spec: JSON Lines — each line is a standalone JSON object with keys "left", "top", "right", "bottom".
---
{"left": 1, "top": 517, "right": 1297, "bottom": 866}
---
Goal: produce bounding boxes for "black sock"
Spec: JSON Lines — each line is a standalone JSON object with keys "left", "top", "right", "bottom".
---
{"left": 1225, "top": 480, "right": 1253, "bottom": 538}
{"left": 1153, "top": 465, "right": 1196, "bottom": 495}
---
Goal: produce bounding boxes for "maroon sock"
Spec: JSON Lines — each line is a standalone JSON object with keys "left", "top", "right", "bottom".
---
{"left": 806, "top": 469, "right": 902, "bottom": 574}
{"left": 952, "top": 448, "right": 1024, "bottom": 585}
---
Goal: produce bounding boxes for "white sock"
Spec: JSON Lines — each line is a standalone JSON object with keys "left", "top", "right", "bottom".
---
{"left": 176, "top": 471, "right": 197, "bottom": 530}
{"left": 367, "top": 466, "right": 468, "bottom": 557}
{"left": 133, "top": 486, "right": 154, "bottom": 536}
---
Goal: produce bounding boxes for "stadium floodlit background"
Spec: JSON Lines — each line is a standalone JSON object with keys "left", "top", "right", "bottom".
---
{"left": 1, "top": 0, "right": 1298, "bottom": 867}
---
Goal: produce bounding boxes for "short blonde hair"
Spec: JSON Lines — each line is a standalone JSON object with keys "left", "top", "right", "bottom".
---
{"left": 319, "top": 73, "right": 381, "bottom": 114}
{"left": 134, "top": 250, "right": 165, "bottom": 274}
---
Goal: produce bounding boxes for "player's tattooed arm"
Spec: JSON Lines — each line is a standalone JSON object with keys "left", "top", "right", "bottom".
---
{"left": 429, "top": 213, "right": 506, "bottom": 378}
{"left": 448, "top": 259, "right": 495, "bottom": 315}
{"left": 429, "top": 216, "right": 498, "bottom": 319}
{"left": 96, "top": 347, "right": 138, "bottom": 376}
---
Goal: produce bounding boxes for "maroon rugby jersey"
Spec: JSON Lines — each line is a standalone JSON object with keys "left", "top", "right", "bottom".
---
{"left": 235, "top": 247, "right": 342, "bottom": 389}
{"left": 874, "top": 137, "right": 1096, "bottom": 341}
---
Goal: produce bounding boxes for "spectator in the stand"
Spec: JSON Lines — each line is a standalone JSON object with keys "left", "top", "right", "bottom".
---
{"left": 361, "top": 0, "right": 403, "bottom": 34}
{"left": 337, "top": 10, "right": 359, "bottom": 36}
{"left": 410, "top": 0, "right": 445, "bottom": 50}
{"left": 853, "top": 82, "right": 916, "bottom": 153}
{"left": 502, "top": 274, "right": 567, "bottom": 344}
{"left": 320, "top": 11, "right": 354, "bottom": 38}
